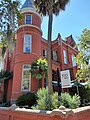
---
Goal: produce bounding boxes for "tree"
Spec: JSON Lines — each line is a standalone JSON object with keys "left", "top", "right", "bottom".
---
{"left": 0, "top": 0, "right": 22, "bottom": 57}
{"left": 34, "top": 0, "right": 70, "bottom": 94}
{"left": 31, "top": 58, "right": 48, "bottom": 88}
{"left": 76, "top": 28, "right": 90, "bottom": 81}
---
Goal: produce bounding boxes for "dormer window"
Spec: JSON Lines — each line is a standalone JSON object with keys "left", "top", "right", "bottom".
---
{"left": 25, "top": 15, "right": 32, "bottom": 24}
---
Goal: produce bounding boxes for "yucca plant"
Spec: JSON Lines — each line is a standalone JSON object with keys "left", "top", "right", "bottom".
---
{"left": 33, "top": 88, "right": 59, "bottom": 110}
{"left": 60, "top": 92, "right": 80, "bottom": 109}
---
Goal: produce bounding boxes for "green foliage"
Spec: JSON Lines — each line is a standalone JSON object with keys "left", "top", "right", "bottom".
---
{"left": 33, "top": 89, "right": 80, "bottom": 110}
{"left": 78, "top": 28, "right": 90, "bottom": 51}
{"left": 34, "top": 0, "right": 70, "bottom": 16}
{"left": 0, "top": 0, "right": 22, "bottom": 55}
{"left": 36, "top": 88, "right": 51, "bottom": 110}
{"left": 60, "top": 93, "right": 80, "bottom": 109}
{"left": 78, "top": 83, "right": 90, "bottom": 102}
{"left": 69, "top": 95, "right": 80, "bottom": 109}
{"left": 31, "top": 58, "right": 48, "bottom": 80}
{"left": 76, "top": 62, "right": 89, "bottom": 81}
{"left": 51, "top": 92, "right": 59, "bottom": 109}
{"left": 85, "top": 83, "right": 90, "bottom": 102}
{"left": 33, "top": 88, "right": 59, "bottom": 110}
{"left": 16, "top": 92, "right": 37, "bottom": 108}
{"left": 0, "top": 70, "right": 13, "bottom": 83}
{"left": 76, "top": 28, "right": 90, "bottom": 81}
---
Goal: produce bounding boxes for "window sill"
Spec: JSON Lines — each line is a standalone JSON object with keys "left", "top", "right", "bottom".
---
{"left": 64, "top": 63, "right": 68, "bottom": 65}
{"left": 23, "top": 52, "right": 31, "bottom": 54}
{"left": 21, "top": 90, "right": 30, "bottom": 92}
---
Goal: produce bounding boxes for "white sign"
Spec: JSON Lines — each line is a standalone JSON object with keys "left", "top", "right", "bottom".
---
{"left": 60, "top": 70, "right": 71, "bottom": 88}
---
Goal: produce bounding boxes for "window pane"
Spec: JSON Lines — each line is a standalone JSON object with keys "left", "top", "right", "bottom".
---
{"left": 23, "top": 65, "right": 31, "bottom": 69}
{"left": 53, "top": 51, "right": 58, "bottom": 61}
{"left": 22, "top": 65, "right": 31, "bottom": 91}
{"left": 24, "top": 45, "right": 30, "bottom": 52}
{"left": 23, "top": 71, "right": 30, "bottom": 80}
{"left": 24, "top": 35, "right": 32, "bottom": 53}
{"left": 26, "top": 15, "right": 32, "bottom": 24}
{"left": 63, "top": 50, "right": 67, "bottom": 64}
{"left": 72, "top": 54, "right": 76, "bottom": 67}
{"left": 43, "top": 49, "right": 47, "bottom": 57}
{"left": 22, "top": 80, "right": 29, "bottom": 91}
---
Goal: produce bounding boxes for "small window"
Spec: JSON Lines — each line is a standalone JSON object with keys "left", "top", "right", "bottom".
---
{"left": 43, "top": 49, "right": 47, "bottom": 58}
{"left": 21, "top": 64, "right": 31, "bottom": 91}
{"left": 63, "top": 50, "right": 67, "bottom": 64}
{"left": 25, "top": 15, "right": 32, "bottom": 24}
{"left": 72, "top": 54, "right": 76, "bottom": 67}
{"left": 53, "top": 51, "right": 58, "bottom": 61}
{"left": 23, "top": 35, "right": 32, "bottom": 53}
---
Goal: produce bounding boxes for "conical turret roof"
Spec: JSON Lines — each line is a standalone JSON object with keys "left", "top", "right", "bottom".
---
{"left": 21, "top": 0, "right": 34, "bottom": 9}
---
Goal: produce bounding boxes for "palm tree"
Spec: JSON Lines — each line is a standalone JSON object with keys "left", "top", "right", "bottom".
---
{"left": 0, "top": 0, "right": 22, "bottom": 57}
{"left": 34, "top": 0, "right": 70, "bottom": 94}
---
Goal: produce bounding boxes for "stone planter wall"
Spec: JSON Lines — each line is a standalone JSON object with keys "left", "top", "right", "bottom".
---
{"left": 0, "top": 105, "right": 90, "bottom": 120}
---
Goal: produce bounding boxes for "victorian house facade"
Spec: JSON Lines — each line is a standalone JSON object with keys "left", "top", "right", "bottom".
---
{"left": 0, "top": 0, "right": 78, "bottom": 103}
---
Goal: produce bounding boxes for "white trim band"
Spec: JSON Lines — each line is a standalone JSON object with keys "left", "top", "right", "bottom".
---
{"left": 20, "top": 8, "right": 42, "bottom": 22}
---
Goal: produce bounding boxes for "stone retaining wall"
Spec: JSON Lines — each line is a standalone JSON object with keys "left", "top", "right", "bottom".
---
{"left": 0, "top": 105, "right": 90, "bottom": 120}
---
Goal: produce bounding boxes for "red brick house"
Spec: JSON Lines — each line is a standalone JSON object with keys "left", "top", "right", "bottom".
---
{"left": 0, "top": 0, "right": 78, "bottom": 104}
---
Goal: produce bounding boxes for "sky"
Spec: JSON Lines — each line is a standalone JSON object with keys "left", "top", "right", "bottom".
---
{"left": 21, "top": 0, "right": 90, "bottom": 43}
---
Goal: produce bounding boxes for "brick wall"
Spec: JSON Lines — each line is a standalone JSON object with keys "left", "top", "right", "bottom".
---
{"left": 0, "top": 105, "right": 90, "bottom": 120}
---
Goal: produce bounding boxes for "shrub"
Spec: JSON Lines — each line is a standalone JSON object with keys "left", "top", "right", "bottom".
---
{"left": 16, "top": 92, "right": 37, "bottom": 108}
{"left": 32, "top": 89, "right": 80, "bottom": 110}
{"left": 71, "top": 83, "right": 90, "bottom": 103}
{"left": 33, "top": 88, "right": 59, "bottom": 110}
{"left": 80, "top": 83, "right": 90, "bottom": 102}
{"left": 52, "top": 92, "right": 59, "bottom": 109}
{"left": 59, "top": 92, "right": 71, "bottom": 108}
{"left": 60, "top": 92, "right": 80, "bottom": 109}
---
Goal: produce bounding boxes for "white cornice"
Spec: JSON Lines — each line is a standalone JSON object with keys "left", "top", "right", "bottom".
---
{"left": 17, "top": 24, "right": 42, "bottom": 34}
{"left": 20, "top": 8, "right": 42, "bottom": 22}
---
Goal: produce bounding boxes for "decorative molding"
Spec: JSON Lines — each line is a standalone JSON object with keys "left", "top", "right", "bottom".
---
{"left": 52, "top": 40, "right": 78, "bottom": 53}
{"left": 20, "top": 8, "right": 42, "bottom": 22}
{"left": 17, "top": 24, "right": 42, "bottom": 34}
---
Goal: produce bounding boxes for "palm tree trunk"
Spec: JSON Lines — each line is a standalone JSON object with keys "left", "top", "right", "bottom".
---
{"left": 47, "top": 13, "right": 53, "bottom": 94}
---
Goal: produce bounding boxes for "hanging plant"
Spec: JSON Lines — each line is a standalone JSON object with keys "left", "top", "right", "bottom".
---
{"left": 31, "top": 58, "right": 48, "bottom": 80}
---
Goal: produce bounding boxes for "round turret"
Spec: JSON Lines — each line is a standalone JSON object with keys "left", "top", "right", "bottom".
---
{"left": 11, "top": 0, "right": 42, "bottom": 103}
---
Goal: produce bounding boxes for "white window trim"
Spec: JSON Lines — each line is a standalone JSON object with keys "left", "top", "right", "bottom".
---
{"left": 63, "top": 50, "right": 67, "bottom": 64}
{"left": 23, "top": 34, "right": 32, "bottom": 53}
{"left": 21, "top": 64, "right": 31, "bottom": 92}
{"left": 25, "top": 14, "right": 32, "bottom": 24}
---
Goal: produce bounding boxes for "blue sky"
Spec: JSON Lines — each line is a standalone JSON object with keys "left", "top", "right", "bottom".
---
{"left": 21, "top": 0, "right": 90, "bottom": 43}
